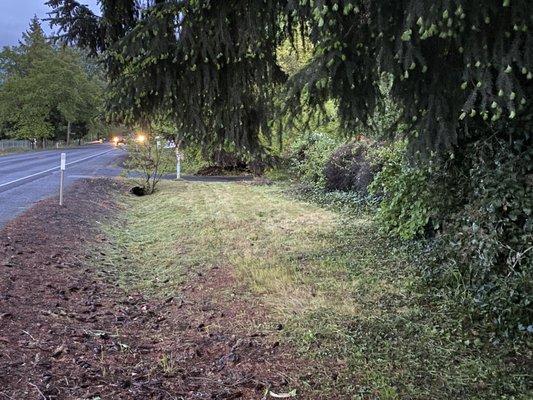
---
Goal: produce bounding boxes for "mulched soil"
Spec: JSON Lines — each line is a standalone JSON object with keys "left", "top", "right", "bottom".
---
{"left": 0, "top": 179, "right": 316, "bottom": 400}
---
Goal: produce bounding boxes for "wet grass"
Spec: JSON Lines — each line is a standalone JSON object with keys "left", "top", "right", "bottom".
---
{"left": 103, "top": 180, "right": 531, "bottom": 399}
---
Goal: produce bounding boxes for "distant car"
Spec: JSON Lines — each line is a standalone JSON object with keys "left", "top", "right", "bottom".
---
{"left": 112, "top": 136, "right": 126, "bottom": 146}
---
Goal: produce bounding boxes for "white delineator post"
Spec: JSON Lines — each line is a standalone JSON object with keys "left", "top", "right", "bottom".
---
{"left": 59, "top": 152, "right": 66, "bottom": 206}
{"left": 175, "top": 148, "right": 181, "bottom": 180}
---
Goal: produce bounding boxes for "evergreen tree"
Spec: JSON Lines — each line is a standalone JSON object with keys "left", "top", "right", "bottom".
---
{"left": 47, "top": 0, "right": 531, "bottom": 155}
{"left": 48, "top": 0, "right": 288, "bottom": 154}
{"left": 0, "top": 18, "right": 52, "bottom": 139}
{"left": 284, "top": 0, "right": 532, "bottom": 154}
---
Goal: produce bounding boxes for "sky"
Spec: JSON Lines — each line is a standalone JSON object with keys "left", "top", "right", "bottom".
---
{"left": 0, "top": 0, "right": 99, "bottom": 47}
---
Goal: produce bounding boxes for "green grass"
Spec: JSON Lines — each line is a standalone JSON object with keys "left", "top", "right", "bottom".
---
{"left": 101, "top": 180, "right": 531, "bottom": 399}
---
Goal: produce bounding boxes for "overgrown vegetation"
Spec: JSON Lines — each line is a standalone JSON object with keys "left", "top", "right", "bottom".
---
{"left": 324, "top": 140, "right": 379, "bottom": 193}
{"left": 426, "top": 137, "right": 532, "bottom": 337}
{"left": 286, "top": 132, "right": 532, "bottom": 338}
{"left": 102, "top": 181, "right": 531, "bottom": 399}
{"left": 368, "top": 141, "right": 440, "bottom": 240}
{"left": 287, "top": 132, "right": 340, "bottom": 188}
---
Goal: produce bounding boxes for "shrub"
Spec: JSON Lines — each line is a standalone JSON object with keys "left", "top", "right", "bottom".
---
{"left": 124, "top": 133, "right": 174, "bottom": 194}
{"left": 180, "top": 145, "right": 209, "bottom": 174}
{"left": 426, "top": 138, "right": 532, "bottom": 337}
{"left": 288, "top": 132, "right": 339, "bottom": 188}
{"left": 368, "top": 141, "right": 443, "bottom": 240}
{"left": 324, "top": 140, "right": 379, "bottom": 193}
{"left": 368, "top": 135, "right": 532, "bottom": 336}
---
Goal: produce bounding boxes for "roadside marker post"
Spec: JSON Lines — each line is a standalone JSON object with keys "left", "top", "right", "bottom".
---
{"left": 176, "top": 150, "right": 181, "bottom": 180}
{"left": 59, "top": 152, "right": 66, "bottom": 206}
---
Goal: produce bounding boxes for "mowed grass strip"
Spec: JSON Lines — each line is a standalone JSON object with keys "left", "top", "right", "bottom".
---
{"left": 102, "top": 180, "right": 530, "bottom": 399}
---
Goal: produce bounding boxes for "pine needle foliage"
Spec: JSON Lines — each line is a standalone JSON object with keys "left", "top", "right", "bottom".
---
{"left": 285, "top": 0, "right": 532, "bottom": 153}
{"left": 47, "top": 0, "right": 532, "bottom": 155}
{"left": 47, "top": 0, "right": 289, "bottom": 154}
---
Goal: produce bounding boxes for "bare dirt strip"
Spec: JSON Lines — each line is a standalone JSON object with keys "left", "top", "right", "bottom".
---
{"left": 0, "top": 179, "right": 318, "bottom": 400}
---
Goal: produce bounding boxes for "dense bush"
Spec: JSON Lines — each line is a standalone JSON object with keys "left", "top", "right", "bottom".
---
{"left": 368, "top": 141, "right": 444, "bottom": 240}
{"left": 425, "top": 138, "right": 532, "bottom": 337}
{"left": 324, "top": 141, "right": 379, "bottom": 193}
{"left": 285, "top": 125, "right": 531, "bottom": 338}
{"left": 180, "top": 145, "right": 209, "bottom": 175}
{"left": 288, "top": 132, "right": 339, "bottom": 188}
{"left": 369, "top": 135, "right": 532, "bottom": 336}
{"left": 287, "top": 133, "right": 381, "bottom": 196}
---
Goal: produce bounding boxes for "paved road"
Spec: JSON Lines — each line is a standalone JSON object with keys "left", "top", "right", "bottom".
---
{"left": 0, "top": 144, "right": 124, "bottom": 227}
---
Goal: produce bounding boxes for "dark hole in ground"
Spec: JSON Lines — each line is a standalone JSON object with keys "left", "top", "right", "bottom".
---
{"left": 130, "top": 186, "right": 146, "bottom": 196}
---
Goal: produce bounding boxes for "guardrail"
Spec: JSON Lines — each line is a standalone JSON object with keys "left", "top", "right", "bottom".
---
{"left": 0, "top": 139, "right": 33, "bottom": 151}
{"left": 0, "top": 139, "right": 74, "bottom": 152}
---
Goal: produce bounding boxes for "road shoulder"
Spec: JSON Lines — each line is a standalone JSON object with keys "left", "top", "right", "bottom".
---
{"left": 0, "top": 178, "right": 311, "bottom": 399}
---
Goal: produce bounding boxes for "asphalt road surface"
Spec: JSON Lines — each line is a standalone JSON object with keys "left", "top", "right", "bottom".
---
{"left": 0, "top": 144, "right": 124, "bottom": 228}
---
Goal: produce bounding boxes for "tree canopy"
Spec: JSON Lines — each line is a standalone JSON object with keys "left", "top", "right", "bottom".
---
{"left": 287, "top": 0, "right": 532, "bottom": 153}
{"left": 0, "top": 17, "right": 104, "bottom": 141}
{"left": 48, "top": 0, "right": 287, "bottom": 153}
{"left": 47, "top": 0, "right": 532, "bottom": 154}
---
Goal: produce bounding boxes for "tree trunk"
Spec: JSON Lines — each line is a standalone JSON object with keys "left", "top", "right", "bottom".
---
{"left": 67, "top": 121, "right": 71, "bottom": 146}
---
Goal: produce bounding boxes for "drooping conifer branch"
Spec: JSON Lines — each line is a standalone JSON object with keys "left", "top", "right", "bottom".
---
{"left": 47, "top": 0, "right": 532, "bottom": 155}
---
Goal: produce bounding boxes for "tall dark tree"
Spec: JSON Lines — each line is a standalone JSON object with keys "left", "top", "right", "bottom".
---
{"left": 48, "top": 0, "right": 531, "bottom": 154}
{"left": 48, "top": 0, "right": 288, "bottom": 154}
{"left": 0, "top": 18, "right": 55, "bottom": 139}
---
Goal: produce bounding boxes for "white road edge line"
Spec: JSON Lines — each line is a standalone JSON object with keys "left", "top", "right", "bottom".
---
{"left": 0, "top": 149, "right": 116, "bottom": 189}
